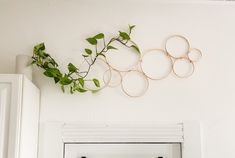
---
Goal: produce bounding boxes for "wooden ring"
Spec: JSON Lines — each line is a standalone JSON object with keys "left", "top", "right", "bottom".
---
{"left": 121, "top": 70, "right": 149, "bottom": 97}
{"left": 173, "top": 57, "right": 195, "bottom": 78}
{"left": 165, "top": 35, "right": 190, "bottom": 59}
{"left": 140, "top": 49, "right": 173, "bottom": 80}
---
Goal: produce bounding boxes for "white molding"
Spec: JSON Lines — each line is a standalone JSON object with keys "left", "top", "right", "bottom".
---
{"left": 62, "top": 123, "right": 184, "bottom": 143}
{"left": 182, "top": 122, "right": 202, "bottom": 158}
{"left": 38, "top": 122, "right": 64, "bottom": 158}
{"left": 39, "top": 122, "right": 201, "bottom": 158}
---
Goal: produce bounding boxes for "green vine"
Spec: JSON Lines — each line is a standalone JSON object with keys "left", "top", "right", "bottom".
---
{"left": 32, "top": 25, "right": 140, "bottom": 94}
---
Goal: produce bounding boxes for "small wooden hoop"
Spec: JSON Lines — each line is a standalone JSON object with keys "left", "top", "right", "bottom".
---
{"left": 173, "top": 57, "right": 195, "bottom": 78}
{"left": 121, "top": 70, "right": 149, "bottom": 97}
{"left": 165, "top": 35, "right": 190, "bottom": 59}
{"left": 140, "top": 49, "right": 173, "bottom": 80}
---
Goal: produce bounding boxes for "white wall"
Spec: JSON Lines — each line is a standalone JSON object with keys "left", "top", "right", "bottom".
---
{"left": 1, "top": 0, "right": 235, "bottom": 157}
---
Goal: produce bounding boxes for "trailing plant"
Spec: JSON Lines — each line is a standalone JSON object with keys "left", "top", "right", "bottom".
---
{"left": 32, "top": 25, "right": 140, "bottom": 94}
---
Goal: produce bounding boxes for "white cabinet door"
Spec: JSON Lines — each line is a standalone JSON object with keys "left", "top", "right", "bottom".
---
{"left": 0, "top": 83, "right": 11, "bottom": 158}
{"left": 64, "top": 143, "right": 181, "bottom": 158}
{"left": 0, "top": 74, "right": 40, "bottom": 158}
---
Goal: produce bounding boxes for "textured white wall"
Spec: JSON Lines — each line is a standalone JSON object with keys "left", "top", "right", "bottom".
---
{"left": 1, "top": 0, "right": 235, "bottom": 158}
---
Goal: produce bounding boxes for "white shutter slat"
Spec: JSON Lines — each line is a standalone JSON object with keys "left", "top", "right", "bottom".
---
{"left": 62, "top": 123, "right": 184, "bottom": 143}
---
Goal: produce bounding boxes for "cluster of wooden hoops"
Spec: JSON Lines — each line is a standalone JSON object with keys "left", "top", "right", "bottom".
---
{"left": 95, "top": 35, "right": 202, "bottom": 97}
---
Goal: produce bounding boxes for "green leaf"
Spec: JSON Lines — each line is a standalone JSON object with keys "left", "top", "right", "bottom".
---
{"left": 129, "top": 25, "right": 135, "bottom": 33}
{"left": 91, "top": 89, "right": 100, "bottom": 94}
{"left": 36, "top": 60, "right": 43, "bottom": 65}
{"left": 31, "top": 60, "right": 36, "bottom": 65}
{"left": 93, "top": 33, "right": 104, "bottom": 39}
{"left": 119, "top": 31, "right": 130, "bottom": 40}
{"left": 38, "top": 50, "right": 48, "bottom": 58}
{"left": 107, "top": 45, "right": 117, "bottom": 50}
{"left": 43, "top": 62, "right": 51, "bottom": 69}
{"left": 78, "top": 78, "right": 85, "bottom": 87}
{"left": 43, "top": 68, "right": 62, "bottom": 78}
{"left": 61, "top": 85, "right": 65, "bottom": 93}
{"left": 34, "top": 43, "right": 45, "bottom": 53}
{"left": 59, "top": 75, "right": 72, "bottom": 85}
{"left": 82, "top": 54, "right": 89, "bottom": 58}
{"left": 93, "top": 78, "right": 100, "bottom": 87}
{"left": 68, "top": 63, "right": 78, "bottom": 73}
{"left": 70, "top": 86, "right": 74, "bottom": 94}
{"left": 86, "top": 38, "right": 97, "bottom": 45}
{"left": 85, "top": 48, "right": 92, "bottom": 55}
{"left": 76, "top": 87, "right": 87, "bottom": 93}
{"left": 54, "top": 77, "right": 60, "bottom": 83}
{"left": 43, "top": 71, "right": 53, "bottom": 77}
{"left": 131, "top": 45, "right": 140, "bottom": 54}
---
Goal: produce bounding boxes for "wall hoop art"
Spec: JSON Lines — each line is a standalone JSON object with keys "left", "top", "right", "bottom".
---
{"left": 32, "top": 25, "right": 202, "bottom": 97}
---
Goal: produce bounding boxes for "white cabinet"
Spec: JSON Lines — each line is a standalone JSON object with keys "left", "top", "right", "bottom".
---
{"left": 0, "top": 74, "right": 40, "bottom": 158}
